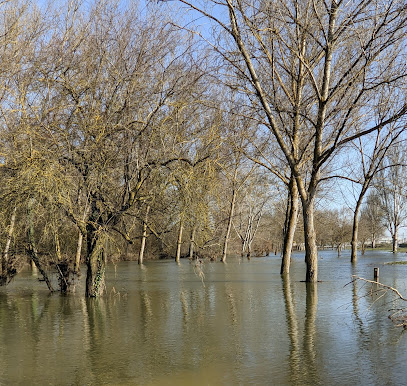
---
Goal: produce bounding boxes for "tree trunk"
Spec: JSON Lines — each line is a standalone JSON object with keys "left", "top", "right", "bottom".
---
{"left": 54, "top": 228, "right": 62, "bottom": 261}
{"left": 1, "top": 205, "right": 16, "bottom": 278}
{"left": 74, "top": 231, "right": 83, "bottom": 274}
{"left": 392, "top": 228, "right": 398, "bottom": 253}
{"left": 221, "top": 188, "right": 236, "bottom": 263}
{"left": 175, "top": 219, "right": 184, "bottom": 263}
{"left": 351, "top": 187, "right": 368, "bottom": 263}
{"left": 27, "top": 199, "right": 54, "bottom": 292}
{"left": 138, "top": 205, "right": 150, "bottom": 265}
{"left": 371, "top": 235, "right": 376, "bottom": 249}
{"left": 281, "top": 178, "right": 299, "bottom": 275}
{"left": 302, "top": 198, "right": 318, "bottom": 282}
{"left": 85, "top": 227, "right": 106, "bottom": 297}
{"left": 189, "top": 225, "right": 196, "bottom": 260}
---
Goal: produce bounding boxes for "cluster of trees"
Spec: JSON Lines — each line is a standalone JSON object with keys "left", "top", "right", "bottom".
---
{"left": 0, "top": 0, "right": 407, "bottom": 296}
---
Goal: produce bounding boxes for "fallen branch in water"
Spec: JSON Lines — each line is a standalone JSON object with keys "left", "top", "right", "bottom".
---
{"left": 351, "top": 275, "right": 407, "bottom": 329}
{"left": 351, "top": 275, "right": 407, "bottom": 301}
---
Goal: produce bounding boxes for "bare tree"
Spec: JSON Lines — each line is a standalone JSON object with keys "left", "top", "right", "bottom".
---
{"left": 171, "top": 0, "right": 407, "bottom": 281}
{"left": 336, "top": 125, "right": 405, "bottom": 262}
{"left": 359, "top": 192, "right": 385, "bottom": 249}
{"left": 375, "top": 144, "right": 407, "bottom": 252}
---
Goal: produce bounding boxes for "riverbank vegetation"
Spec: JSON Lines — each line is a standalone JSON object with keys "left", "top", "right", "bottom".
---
{"left": 1, "top": 0, "right": 407, "bottom": 296}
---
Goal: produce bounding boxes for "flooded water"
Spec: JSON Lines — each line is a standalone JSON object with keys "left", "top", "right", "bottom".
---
{"left": 1, "top": 250, "right": 407, "bottom": 385}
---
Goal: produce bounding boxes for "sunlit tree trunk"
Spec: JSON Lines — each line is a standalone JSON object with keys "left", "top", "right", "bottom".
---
{"left": 175, "top": 218, "right": 184, "bottom": 263}
{"left": 302, "top": 197, "right": 318, "bottom": 282}
{"left": 189, "top": 225, "right": 196, "bottom": 260}
{"left": 138, "top": 205, "right": 150, "bottom": 265}
{"left": 74, "top": 231, "right": 83, "bottom": 274}
{"left": 1, "top": 205, "right": 16, "bottom": 278}
{"left": 221, "top": 186, "right": 236, "bottom": 263}
{"left": 281, "top": 178, "right": 299, "bottom": 275}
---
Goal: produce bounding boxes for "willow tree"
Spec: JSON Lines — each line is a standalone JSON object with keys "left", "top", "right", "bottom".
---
{"left": 9, "top": 0, "right": 210, "bottom": 296}
{"left": 172, "top": 0, "right": 407, "bottom": 281}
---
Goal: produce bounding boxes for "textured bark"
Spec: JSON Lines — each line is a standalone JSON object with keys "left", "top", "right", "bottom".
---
{"left": 302, "top": 199, "right": 318, "bottom": 283}
{"left": 85, "top": 228, "right": 106, "bottom": 297}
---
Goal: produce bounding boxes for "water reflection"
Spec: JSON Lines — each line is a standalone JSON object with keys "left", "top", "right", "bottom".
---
{"left": 282, "top": 277, "right": 319, "bottom": 385}
{"left": 1, "top": 253, "right": 407, "bottom": 384}
{"left": 282, "top": 275, "right": 300, "bottom": 382}
{"left": 303, "top": 283, "right": 318, "bottom": 384}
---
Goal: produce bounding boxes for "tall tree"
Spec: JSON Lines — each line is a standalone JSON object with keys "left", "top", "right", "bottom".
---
{"left": 172, "top": 0, "right": 407, "bottom": 281}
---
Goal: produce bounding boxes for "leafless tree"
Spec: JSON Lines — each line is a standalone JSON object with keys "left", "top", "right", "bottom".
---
{"left": 171, "top": 0, "right": 407, "bottom": 281}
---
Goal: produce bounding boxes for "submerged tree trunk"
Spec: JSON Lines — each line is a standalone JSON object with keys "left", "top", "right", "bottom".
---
{"left": 85, "top": 227, "right": 107, "bottom": 297}
{"left": 221, "top": 187, "right": 236, "bottom": 263}
{"left": 138, "top": 205, "right": 150, "bottom": 265}
{"left": 175, "top": 218, "right": 184, "bottom": 263}
{"left": 350, "top": 204, "right": 360, "bottom": 263}
{"left": 27, "top": 199, "right": 54, "bottom": 292}
{"left": 351, "top": 186, "right": 369, "bottom": 263}
{"left": 281, "top": 178, "right": 299, "bottom": 275}
{"left": 392, "top": 228, "right": 398, "bottom": 253}
{"left": 302, "top": 198, "right": 318, "bottom": 283}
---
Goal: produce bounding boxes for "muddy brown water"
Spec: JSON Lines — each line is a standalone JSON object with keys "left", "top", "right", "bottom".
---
{"left": 1, "top": 250, "right": 407, "bottom": 385}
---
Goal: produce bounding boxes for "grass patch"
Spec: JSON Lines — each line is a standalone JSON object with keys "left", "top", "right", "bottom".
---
{"left": 364, "top": 245, "right": 407, "bottom": 253}
{"left": 384, "top": 261, "right": 407, "bottom": 265}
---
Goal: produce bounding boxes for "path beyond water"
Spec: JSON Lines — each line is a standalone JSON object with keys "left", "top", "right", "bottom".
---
{"left": 1, "top": 250, "right": 407, "bottom": 385}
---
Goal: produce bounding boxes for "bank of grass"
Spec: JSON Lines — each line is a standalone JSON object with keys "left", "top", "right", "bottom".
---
{"left": 384, "top": 261, "right": 407, "bottom": 265}
{"left": 364, "top": 244, "right": 407, "bottom": 253}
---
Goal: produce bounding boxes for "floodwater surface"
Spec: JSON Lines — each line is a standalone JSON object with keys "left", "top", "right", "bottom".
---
{"left": 1, "top": 250, "right": 407, "bottom": 385}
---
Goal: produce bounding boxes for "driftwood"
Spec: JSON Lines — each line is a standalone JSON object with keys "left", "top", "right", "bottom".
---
{"left": 351, "top": 275, "right": 407, "bottom": 301}
{"left": 351, "top": 275, "right": 407, "bottom": 328}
